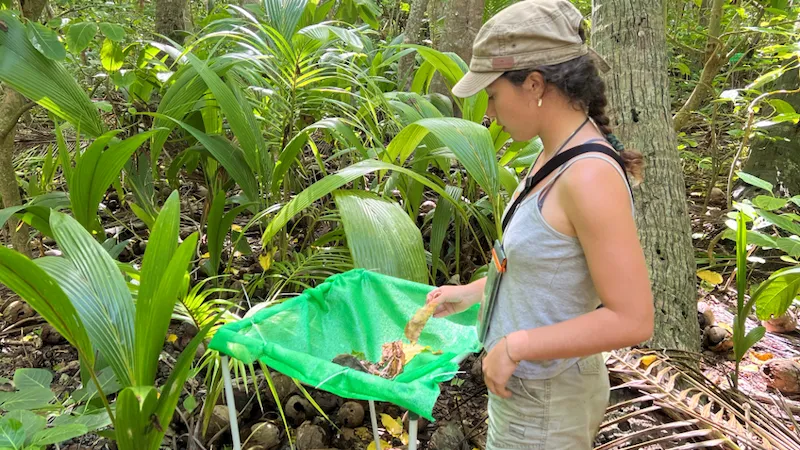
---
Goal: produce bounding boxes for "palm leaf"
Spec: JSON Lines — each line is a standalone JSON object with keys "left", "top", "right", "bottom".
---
{"left": 0, "top": 248, "right": 94, "bottom": 369}
{"left": 259, "top": 159, "right": 467, "bottom": 247}
{"left": 48, "top": 211, "right": 135, "bottom": 386}
{"left": 0, "top": 12, "right": 104, "bottom": 136}
{"left": 334, "top": 190, "right": 427, "bottom": 283}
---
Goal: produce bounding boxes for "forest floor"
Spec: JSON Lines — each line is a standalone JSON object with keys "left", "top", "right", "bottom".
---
{"left": 2, "top": 138, "right": 800, "bottom": 449}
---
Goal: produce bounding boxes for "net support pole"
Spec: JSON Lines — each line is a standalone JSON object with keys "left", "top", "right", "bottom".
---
{"left": 221, "top": 356, "right": 242, "bottom": 450}
{"left": 368, "top": 400, "right": 381, "bottom": 449}
{"left": 408, "top": 412, "right": 419, "bottom": 450}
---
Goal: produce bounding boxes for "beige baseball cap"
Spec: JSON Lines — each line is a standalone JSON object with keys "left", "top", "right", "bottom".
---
{"left": 452, "top": 0, "right": 611, "bottom": 98}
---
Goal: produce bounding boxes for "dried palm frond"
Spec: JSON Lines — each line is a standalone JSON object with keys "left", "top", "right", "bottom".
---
{"left": 595, "top": 349, "right": 800, "bottom": 450}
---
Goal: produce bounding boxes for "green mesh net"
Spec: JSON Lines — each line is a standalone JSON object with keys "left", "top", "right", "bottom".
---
{"left": 209, "top": 268, "right": 481, "bottom": 421}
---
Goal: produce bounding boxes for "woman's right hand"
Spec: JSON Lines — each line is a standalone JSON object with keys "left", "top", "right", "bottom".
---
{"left": 426, "top": 285, "right": 480, "bottom": 318}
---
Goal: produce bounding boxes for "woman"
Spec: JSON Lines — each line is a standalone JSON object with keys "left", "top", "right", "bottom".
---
{"left": 425, "top": 1, "right": 654, "bottom": 448}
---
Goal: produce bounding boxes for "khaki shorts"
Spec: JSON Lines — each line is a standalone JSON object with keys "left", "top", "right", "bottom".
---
{"left": 486, "top": 354, "right": 610, "bottom": 450}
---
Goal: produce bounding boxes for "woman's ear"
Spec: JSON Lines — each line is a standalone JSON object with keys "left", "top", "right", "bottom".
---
{"left": 524, "top": 71, "right": 546, "bottom": 100}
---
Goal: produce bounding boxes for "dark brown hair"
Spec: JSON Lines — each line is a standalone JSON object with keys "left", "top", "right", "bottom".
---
{"left": 500, "top": 30, "right": 644, "bottom": 185}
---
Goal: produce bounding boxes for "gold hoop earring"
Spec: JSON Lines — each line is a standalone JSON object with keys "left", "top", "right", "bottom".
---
{"left": 537, "top": 98, "right": 543, "bottom": 108}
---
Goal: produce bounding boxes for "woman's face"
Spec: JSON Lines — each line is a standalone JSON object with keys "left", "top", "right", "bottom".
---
{"left": 485, "top": 74, "right": 542, "bottom": 142}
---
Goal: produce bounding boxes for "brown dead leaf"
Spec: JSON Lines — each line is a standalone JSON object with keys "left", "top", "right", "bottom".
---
{"left": 404, "top": 302, "right": 437, "bottom": 345}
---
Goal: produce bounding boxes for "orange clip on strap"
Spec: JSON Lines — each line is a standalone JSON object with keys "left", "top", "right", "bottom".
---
{"left": 492, "top": 248, "right": 507, "bottom": 273}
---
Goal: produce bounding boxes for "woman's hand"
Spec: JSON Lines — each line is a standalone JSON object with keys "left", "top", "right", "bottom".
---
{"left": 426, "top": 284, "right": 481, "bottom": 318}
{"left": 482, "top": 335, "right": 520, "bottom": 398}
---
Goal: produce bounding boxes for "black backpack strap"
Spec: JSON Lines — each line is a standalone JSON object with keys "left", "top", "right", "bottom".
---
{"left": 501, "top": 143, "right": 631, "bottom": 232}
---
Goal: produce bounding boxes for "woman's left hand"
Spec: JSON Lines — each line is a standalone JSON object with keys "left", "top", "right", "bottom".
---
{"left": 482, "top": 336, "right": 520, "bottom": 398}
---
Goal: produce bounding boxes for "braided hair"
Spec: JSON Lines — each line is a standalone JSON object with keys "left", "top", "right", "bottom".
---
{"left": 499, "top": 27, "right": 644, "bottom": 184}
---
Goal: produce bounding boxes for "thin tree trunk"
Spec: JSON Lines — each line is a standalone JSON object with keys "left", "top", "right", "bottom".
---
{"left": 155, "top": 0, "right": 189, "bottom": 44}
{"left": 0, "top": 0, "right": 46, "bottom": 257}
{"left": 672, "top": 0, "right": 724, "bottom": 131}
{"left": 593, "top": 0, "right": 700, "bottom": 351}
{"left": 399, "top": 0, "right": 429, "bottom": 90}
{"left": 0, "top": 88, "right": 31, "bottom": 257}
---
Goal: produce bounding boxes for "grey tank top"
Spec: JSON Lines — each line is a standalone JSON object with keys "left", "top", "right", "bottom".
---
{"left": 484, "top": 152, "right": 634, "bottom": 379}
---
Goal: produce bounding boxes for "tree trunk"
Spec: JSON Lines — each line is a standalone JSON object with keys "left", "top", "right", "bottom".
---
{"left": 430, "top": 0, "right": 484, "bottom": 109}
{"left": 742, "top": 70, "right": 800, "bottom": 196}
{"left": 672, "top": 0, "right": 724, "bottom": 131}
{"left": 398, "top": 0, "right": 429, "bottom": 90}
{"left": 0, "top": 0, "right": 46, "bottom": 257}
{"left": 155, "top": 0, "right": 189, "bottom": 44}
{"left": 0, "top": 88, "right": 31, "bottom": 257}
{"left": 440, "top": 0, "right": 484, "bottom": 65}
{"left": 593, "top": 0, "right": 700, "bottom": 351}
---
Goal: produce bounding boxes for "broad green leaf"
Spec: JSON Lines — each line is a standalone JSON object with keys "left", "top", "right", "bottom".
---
{"left": 767, "top": 98, "right": 796, "bottom": 115}
{"left": 411, "top": 60, "right": 436, "bottom": 94}
{"left": 752, "top": 268, "right": 800, "bottom": 320}
{"left": 0, "top": 418, "right": 24, "bottom": 449}
{"left": 753, "top": 195, "right": 787, "bottom": 211}
{"left": 116, "top": 387, "right": 159, "bottom": 449}
{"left": 758, "top": 210, "right": 800, "bottom": 236}
{"left": 736, "top": 171, "right": 773, "bottom": 193}
{"left": 0, "top": 192, "right": 69, "bottom": 231}
{"left": 26, "top": 22, "right": 66, "bottom": 61}
{"left": 70, "top": 130, "right": 156, "bottom": 231}
{"left": 334, "top": 190, "right": 427, "bottom": 283}
{"left": 264, "top": 0, "right": 308, "bottom": 39}
{"left": 35, "top": 256, "right": 131, "bottom": 388}
{"left": 49, "top": 212, "right": 135, "bottom": 386}
{"left": 776, "top": 237, "right": 800, "bottom": 257}
{"left": 0, "top": 247, "right": 94, "bottom": 369}
{"left": 3, "top": 410, "right": 45, "bottom": 439}
{"left": 31, "top": 424, "right": 88, "bottom": 446}
{"left": 70, "top": 367, "right": 120, "bottom": 403}
{"left": 0, "top": 387, "right": 53, "bottom": 410}
{"left": 721, "top": 228, "right": 778, "bottom": 248}
{"left": 51, "top": 408, "right": 112, "bottom": 432}
{"left": 98, "top": 22, "right": 125, "bottom": 42}
{"left": 182, "top": 396, "right": 197, "bottom": 413}
{"left": 136, "top": 194, "right": 199, "bottom": 385}
{"left": 100, "top": 38, "right": 124, "bottom": 72}
{"left": 13, "top": 368, "right": 52, "bottom": 391}
{"left": 387, "top": 118, "right": 499, "bottom": 205}
{"left": 0, "top": 12, "right": 104, "bottom": 136}
{"left": 66, "top": 22, "right": 97, "bottom": 53}
{"left": 747, "top": 67, "right": 785, "bottom": 90}
{"left": 260, "top": 160, "right": 467, "bottom": 248}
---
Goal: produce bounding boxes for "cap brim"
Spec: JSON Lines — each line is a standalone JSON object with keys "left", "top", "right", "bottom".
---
{"left": 452, "top": 71, "right": 503, "bottom": 98}
{"left": 588, "top": 48, "right": 611, "bottom": 73}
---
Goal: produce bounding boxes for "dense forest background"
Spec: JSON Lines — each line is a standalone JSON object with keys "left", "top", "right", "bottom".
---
{"left": 2, "top": 0, "right": 800, "bottom": 449}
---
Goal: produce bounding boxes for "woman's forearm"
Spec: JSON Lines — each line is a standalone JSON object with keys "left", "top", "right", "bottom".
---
{"left": 463, "top": 276, "right": 487, "bottom": 304}
{"left": 506, "top": 305, "right": 653, "bottom": 363}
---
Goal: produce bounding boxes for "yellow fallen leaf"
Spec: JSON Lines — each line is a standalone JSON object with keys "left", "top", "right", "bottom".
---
{"left": 751, "top": 351, "right": 774, "bottom": 363}
{"left": 354, "top": 427, "right": 372, "bottom": 440}
{"left": 640, "top": 355, "right": 658, "bottom": 368}
{"left": 697, "top": 270, "right": 723, "bottom": 285}
{"left": 380, "top": 413, "right": 403, "bottom": 437}
{"left": 401, "top": 343, "right": 430, "bottom": 364}
{"left": 400, "top": 431, "right": 409, "bottom": 445}
{"left": 167, "top": 334, "right": 178, "bottom": 344}
{"left": 201, "top": 252, "right": 210, "bottom": 259}
{"left": 231, "top": 224, "right": 242, "bottom": 232}
{"left": 366, "top": 440, "right": 391, "bottom": 450}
